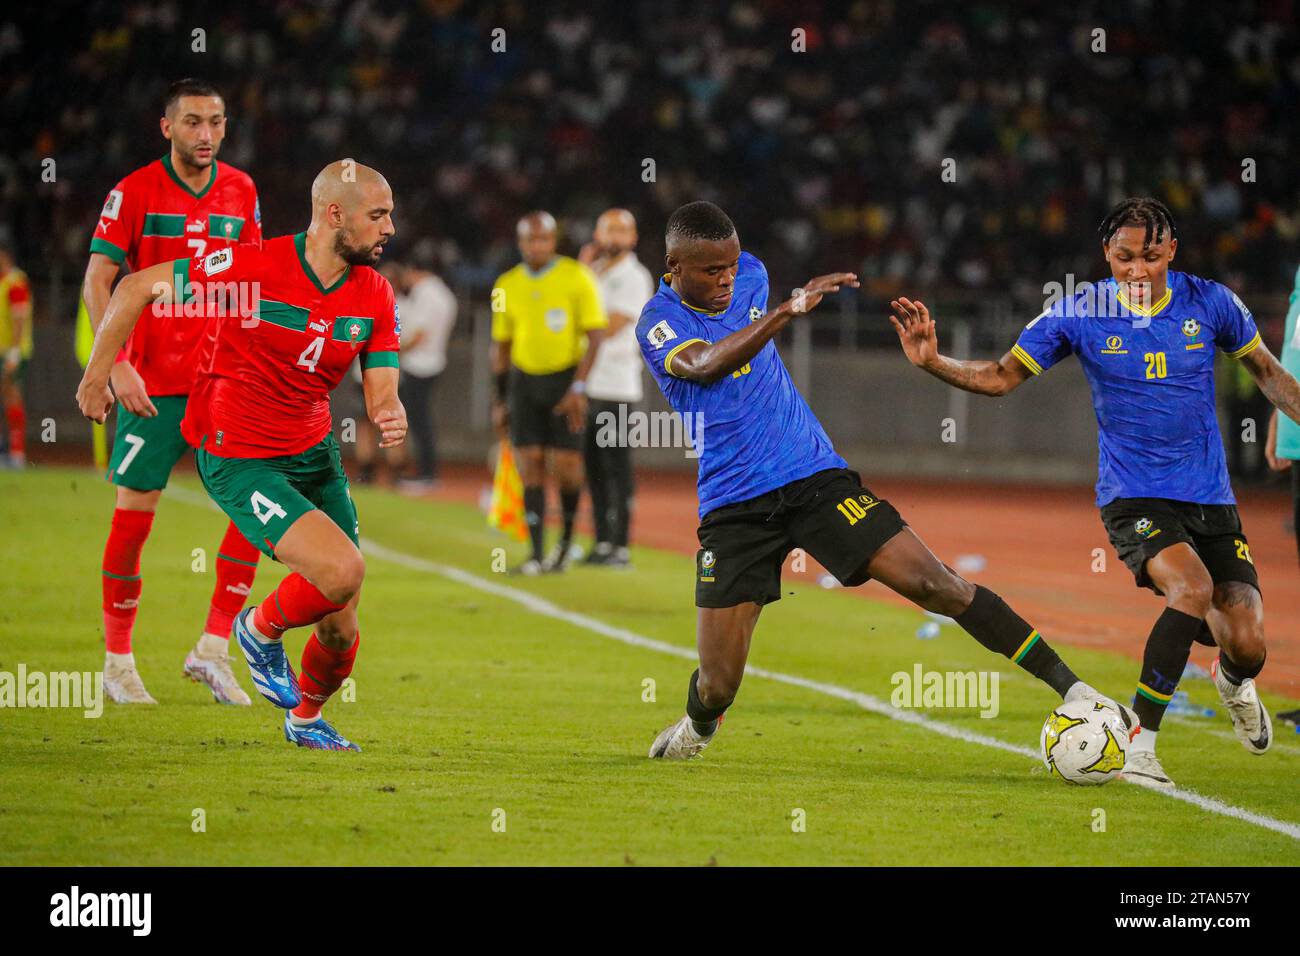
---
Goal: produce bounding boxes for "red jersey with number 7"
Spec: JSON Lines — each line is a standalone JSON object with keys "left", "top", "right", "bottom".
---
{"left": 90, "top": 155, "right": 261, "bottom": 396}
{"left": 178, "top": 232, "right": 401, "bottom": 459}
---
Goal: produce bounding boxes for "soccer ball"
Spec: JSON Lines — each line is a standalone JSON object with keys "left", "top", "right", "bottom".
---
{"left": 1040, "top": 699, "right": 1129, "bottom": 785}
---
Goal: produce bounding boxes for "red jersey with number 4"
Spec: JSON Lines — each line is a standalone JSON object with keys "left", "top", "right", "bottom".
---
{"left": 179, "top": 232, "right": 401, "bottom": 459}
{"left": 90, "top": 155, "right": 261, "bottom": 396}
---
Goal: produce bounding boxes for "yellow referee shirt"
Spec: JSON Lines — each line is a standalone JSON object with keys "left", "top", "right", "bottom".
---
{"left": 491, "top": 256, "right": 607, "bottom": 375}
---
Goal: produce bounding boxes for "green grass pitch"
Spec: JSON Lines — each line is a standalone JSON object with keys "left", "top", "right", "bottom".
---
{"left": 2, "top": 466, "right": 1298, "bottom": 865}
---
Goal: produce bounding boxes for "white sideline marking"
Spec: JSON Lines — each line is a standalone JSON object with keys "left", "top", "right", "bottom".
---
{"left": 163, "top": 485, "right": 1300, "bottom": 843}
{"left": 361, "top": 541, "right": 1300, "bottom": 844}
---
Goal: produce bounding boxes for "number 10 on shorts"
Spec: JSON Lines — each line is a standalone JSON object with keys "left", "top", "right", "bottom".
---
{"left": 837, "top": 495, "right": 879, "bottom": 526}
{"left": 251, "top": 491, "right": 288, "bottom": 525}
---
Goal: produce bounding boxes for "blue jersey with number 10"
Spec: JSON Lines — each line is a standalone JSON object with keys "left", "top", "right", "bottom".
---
{"left": 637, "top": 252, "right": 846, "bottom": 518}
{"left": 1012, "top": 271, "right": 1261, "bottom": 507}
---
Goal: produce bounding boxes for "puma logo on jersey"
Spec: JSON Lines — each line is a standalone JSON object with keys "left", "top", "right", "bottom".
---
{"left": 187, "top": 221, "right": 205, "bottom": 233}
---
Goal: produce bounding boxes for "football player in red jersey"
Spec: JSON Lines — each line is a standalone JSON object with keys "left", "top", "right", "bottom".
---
{"left": 78, "top": 160, "right": 405, "bottom": 751}
{"left": 83, "top": 78, "right": 264, "bottom": 706}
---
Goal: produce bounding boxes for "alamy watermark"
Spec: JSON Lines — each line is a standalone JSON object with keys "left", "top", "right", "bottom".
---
{"left": 891, "top": 664, "right": 999, "bottom": 718}
{"left": 592, "top": 404, "right": 704, "bottom": 459}
{"left": 1, "top": 665, "right": 103, "bottom": 718}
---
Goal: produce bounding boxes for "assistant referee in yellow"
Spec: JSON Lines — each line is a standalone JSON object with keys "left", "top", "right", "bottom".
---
{"left": 491, "top": 211, "right": 607, "bottom": 574}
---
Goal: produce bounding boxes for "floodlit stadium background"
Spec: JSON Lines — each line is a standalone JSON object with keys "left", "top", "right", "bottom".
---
{"left": 2, "top": 3, "right": 1299, "bottom": 690}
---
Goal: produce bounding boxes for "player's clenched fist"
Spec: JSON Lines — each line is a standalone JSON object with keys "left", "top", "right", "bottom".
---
{"left": 791, "top": 272, "right": 859, "bottom": 314}
{"left": 76, "top": 372, "right": 115, "bottom": 424}
{"left": 888, "top": 296, "right": 939, "bottom": 369}
{"left": 374, "top": 407, "right": 407, "bottom": 448}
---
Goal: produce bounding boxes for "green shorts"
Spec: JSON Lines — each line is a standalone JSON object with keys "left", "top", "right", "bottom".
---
{"left": 107, "top": 395, "right": 190, "bottom": 491}
{"left": 195, "top": 434, "right": 359, "bottom": 560}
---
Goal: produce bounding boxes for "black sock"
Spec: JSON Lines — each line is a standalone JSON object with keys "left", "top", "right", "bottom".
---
{"left": 1219, "top": 649, "right": 1265, "bottom": 684}
{"left": 686, "top": 669, "right": 725, "bottom": 735}
{"left": 560, "top": 487, "right": 580, "bottom": 547}
{"left": 1133, "top": 607, "right": 1202, "bottom": 731}
{"left": 955, "top": 585, "right": 1079, "bottom": 696}
{"left": 523, "top": 485, "right": 545, "bottom": 562}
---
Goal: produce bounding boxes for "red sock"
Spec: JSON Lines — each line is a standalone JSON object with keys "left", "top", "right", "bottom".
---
{"left": 252, "top": 573, "right": 346, "bottom": 637}
{"left": 6, "top": 402, "right": 25, "bottom": 456}
{"left": 292, "top": 632, "right": 359, "bottom": 720}
{"left": 204, "top": 522, "right": 260, "bottom": 639}
{"left": 102, "top": 508, "right": 155, "bottom": 654}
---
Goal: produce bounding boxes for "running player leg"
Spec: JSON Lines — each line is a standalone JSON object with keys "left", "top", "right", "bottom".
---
{"left": 1122, "top": 543, "right": 1213, "bottom": 786}
{"left": 235, "top": 509, "right": 364, "bottom": 712}
{"left": 864, "top": 527, "right": 1138, "bottom": 724}
{"left": 183, "top": 520, "right": 259, "bottom": 705}
{"left": 101, "top": 485, "right": 161, "bottom": 704}
{"left": 100, "top": 394, "right": 190, "bottom": 704}
{"left": 1207, "top": 582, "right": 1272, "bottom": 753}
{"left": 650, "top": 603, "right": 762, "bottom": 759}
{"left": 282, "top": 589, "right": 363, "bottom": 752}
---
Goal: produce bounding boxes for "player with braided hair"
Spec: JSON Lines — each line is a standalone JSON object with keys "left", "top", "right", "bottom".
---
{"left": 891, "top": 196, "right": 1300, "bottom": 787}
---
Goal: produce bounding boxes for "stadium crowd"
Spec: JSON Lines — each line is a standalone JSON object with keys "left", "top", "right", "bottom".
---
{"left": 1, "top": 1, "right": 1298, "bottom": 299}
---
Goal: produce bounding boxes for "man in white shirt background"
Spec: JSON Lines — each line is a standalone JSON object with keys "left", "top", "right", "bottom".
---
{"left": 384, "top": 256, "right": 458, "bottom": 490}
{"left": 579, "top": 209, "right": 656, "bottom": 567}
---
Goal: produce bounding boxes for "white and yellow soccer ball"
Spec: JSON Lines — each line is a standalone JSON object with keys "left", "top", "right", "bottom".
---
{"left": 1040, "top": 699, "right": 1129, "bottom": 785}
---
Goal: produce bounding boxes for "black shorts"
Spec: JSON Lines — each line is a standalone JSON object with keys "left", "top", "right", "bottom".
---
{"left": 1099, "top": 497, "right": 1260, "bottom": 595}
{"left": 695, "top": 468, "right": 907, "bottom": 608}
{"left": 509, "top": 367, "right": 582, "bottom": 451}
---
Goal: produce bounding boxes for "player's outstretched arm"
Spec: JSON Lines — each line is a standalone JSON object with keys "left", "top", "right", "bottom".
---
{"left": 672, "top": 272, "right": 858, "bottom": 384}
{"left": 76, "top": 260, "right": 181, "bottom": 422}
{"left": 1240, "top": 343, "right": 1300, "bottom": 429}
{"left": 889, "top": 297, "right": 1032, "bottom": 397}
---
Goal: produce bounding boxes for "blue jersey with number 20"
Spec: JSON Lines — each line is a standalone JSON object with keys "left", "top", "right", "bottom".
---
{"left": 1012, "top": 271, "right": 1261, "bottom": 507}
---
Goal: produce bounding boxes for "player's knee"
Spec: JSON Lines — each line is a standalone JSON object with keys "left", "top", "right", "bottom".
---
{"left": 319, "top": 550, "right": 365, "bottom": 605}
{"left": 1165, "top": 574, "right": 1213, "bottom": 617}
{"left": 1223, "top": 622, "right": 1266, "bottom": 668}
{"left": 914, "top": 568, "right": 971, "bottom": 616}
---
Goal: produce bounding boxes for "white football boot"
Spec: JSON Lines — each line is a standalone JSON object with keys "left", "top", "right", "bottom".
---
{"left": 183, "top": 634, "right": 253, "bottom": 705}
{"left": 1211, "top": 657, "right": 1272, "bottom": 754}
{"left": 104, "top": 654, "right": 158, "bottom": 704}
{"left": 1121, "top": 749, "right": 1175, "bottom": 789}
{"left": 648, "top": 716, "right": 716, "bottom": 760}
{"left": 1063, "top": 682, "right": 1141, "bottom": 742}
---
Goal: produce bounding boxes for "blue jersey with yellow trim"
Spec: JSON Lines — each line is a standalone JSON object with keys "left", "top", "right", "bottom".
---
{"left": 1012, "top": 271, "right": 1260, "bottom": 507}
{"left": 637, "top": 251, "right": 847, "bottom": 518}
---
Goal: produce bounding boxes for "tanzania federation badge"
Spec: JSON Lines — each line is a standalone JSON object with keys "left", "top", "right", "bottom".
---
{"left": 699, "top": 550, "right": 716, "bottom": 583}
{"left": 1182, "top": 318, "right": 1201, "bottom": 337}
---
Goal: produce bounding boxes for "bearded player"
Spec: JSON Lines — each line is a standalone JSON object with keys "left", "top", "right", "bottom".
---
{"left": 78, "top": 160, "right": 404, "bottom": 752}
{"left": 891, "top": 197, "right": 1298, "bottom": 787}
{"left": 641, "top": 201, "right": 1136, "bottom": 761}
{"left": 83, "top": 78, "right": 263, "bottom": 706}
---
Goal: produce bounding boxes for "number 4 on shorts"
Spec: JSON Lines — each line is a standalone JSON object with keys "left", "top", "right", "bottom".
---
{"left": 250, "top": 491, "right": 288, "bottom": 525}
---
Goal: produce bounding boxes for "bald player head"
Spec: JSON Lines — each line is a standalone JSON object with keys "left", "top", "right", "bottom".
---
{"left": 309, "top": 159, "right": 396, "bottom": 267}
{"left": 593, "top": 208, "right": 637, "bottom": 258}
{"left": 517, "top": 211, "right": 557, "bottom": 271}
